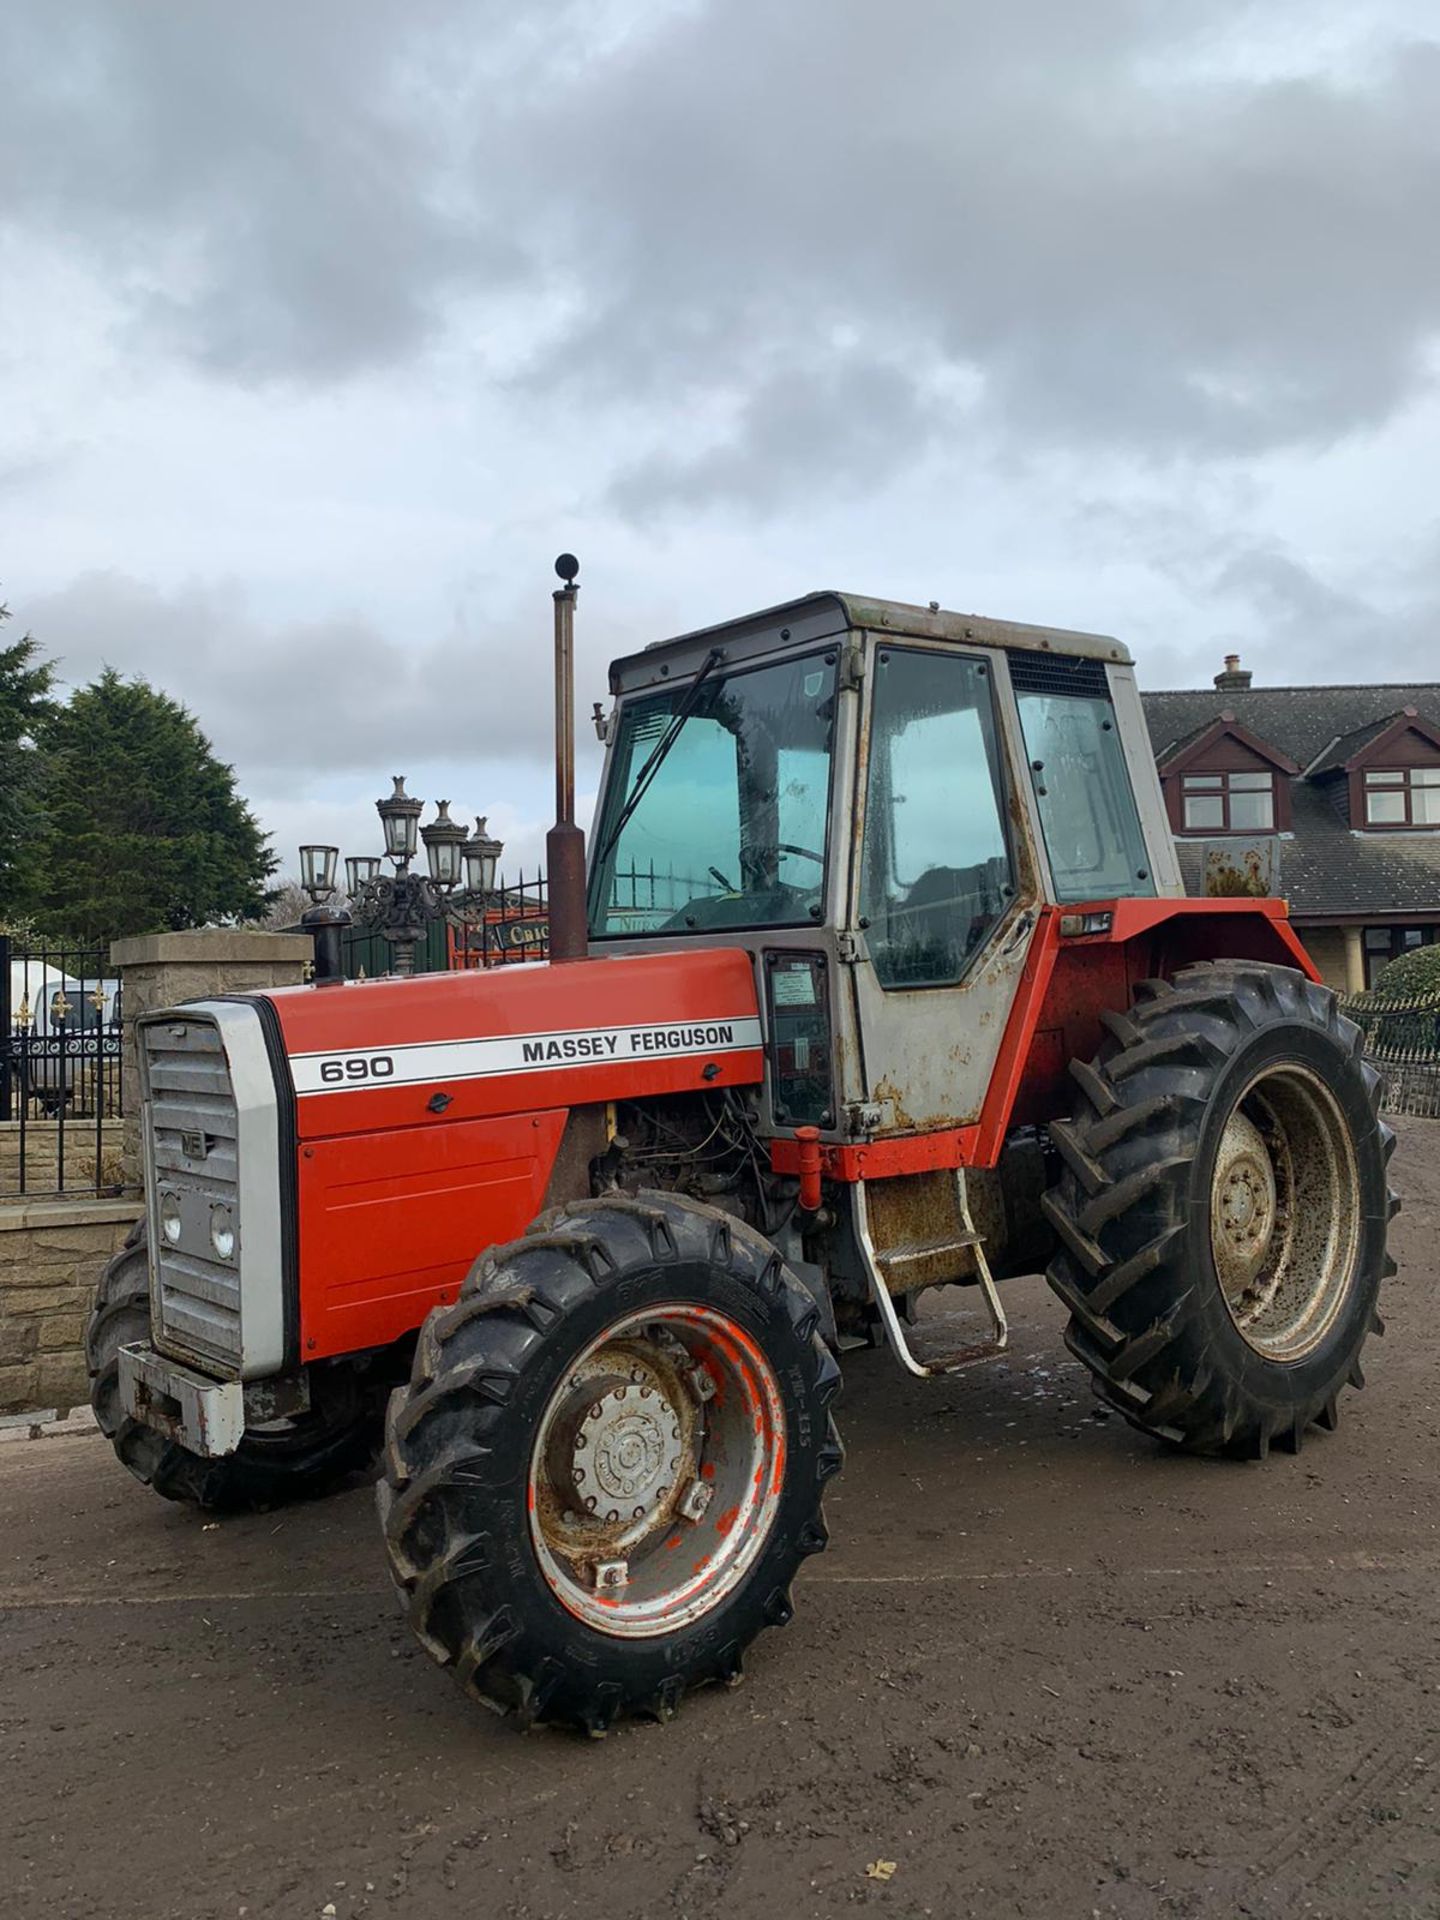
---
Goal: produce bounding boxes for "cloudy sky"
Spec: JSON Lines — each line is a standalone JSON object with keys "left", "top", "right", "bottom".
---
{"left": 4, "top": 0, "right": 1439, "bottom": 881}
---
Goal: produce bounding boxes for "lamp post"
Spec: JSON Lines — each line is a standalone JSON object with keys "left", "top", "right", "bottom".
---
{"left": 341, "top": 783, "right": 505, "bottom": 978}
{"left": 464, "top": 817, "right": 503, "bottom": 899}
{"left": 298, "top": 842, "right": 349, "bottom": 984}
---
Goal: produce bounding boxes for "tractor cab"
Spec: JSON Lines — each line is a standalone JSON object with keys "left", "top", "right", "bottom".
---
{"left": 588, "top": 593, "right": 1182, "bottom": 1144}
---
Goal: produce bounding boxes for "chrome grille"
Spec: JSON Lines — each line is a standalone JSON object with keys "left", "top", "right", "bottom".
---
{"left": 141, "top": 1016, "right": 243, "bottom": 1375}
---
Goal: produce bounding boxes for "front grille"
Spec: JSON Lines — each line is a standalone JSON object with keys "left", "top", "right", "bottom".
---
{"left": 141, "top": 1016, "right": 243, "bottom": 1375}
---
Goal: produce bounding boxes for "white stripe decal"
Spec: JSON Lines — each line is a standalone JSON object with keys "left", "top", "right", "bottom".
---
{"left": 289, "top": 1017, "right": 764, "bottom": 1096}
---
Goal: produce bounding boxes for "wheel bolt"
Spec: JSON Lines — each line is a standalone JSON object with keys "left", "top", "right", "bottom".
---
{"left": 685, "top": 1364, "right": 717, "bottom": 1404}
{"left": 679, "top": 1478, "right": 713, "bottom": 1522}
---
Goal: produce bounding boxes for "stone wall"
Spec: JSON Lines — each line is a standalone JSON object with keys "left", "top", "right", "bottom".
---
{"left": 111, "top": 928, "right": 312, "bottom": 1188}
{"left": 0, "top": 1198, "right": 144, "bottom": 1414}
{"left": 0, "top": 933, "right": 311, "bottom": 1415}
{"left": 0, "top": 1120, "right": 125, "bottom": 1197}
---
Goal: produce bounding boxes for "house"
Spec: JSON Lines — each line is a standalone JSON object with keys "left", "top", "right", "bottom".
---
{"left": 1142, "top": 657, "right": 1440, "bottom": 992}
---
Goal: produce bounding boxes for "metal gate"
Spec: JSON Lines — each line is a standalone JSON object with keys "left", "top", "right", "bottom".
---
{"left": 0, "top": 935, "right": 125, "bottom": 1196}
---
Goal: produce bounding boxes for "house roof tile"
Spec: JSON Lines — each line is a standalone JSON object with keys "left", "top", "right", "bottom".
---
{"left": 1143, "top": 682, "right": 1440, "bottom": 921}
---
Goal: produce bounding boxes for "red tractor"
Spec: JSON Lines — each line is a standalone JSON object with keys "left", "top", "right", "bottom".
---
{"left": 87, "top": 561, "right": 1396, "bottom": 1734}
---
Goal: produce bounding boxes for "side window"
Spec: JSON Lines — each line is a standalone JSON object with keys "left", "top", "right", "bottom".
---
{"left": 859, "top": 649, "right": 1014, "bottom": 988}
{"left": 1013, "top": 678, "right": 1155, "bottom": 903}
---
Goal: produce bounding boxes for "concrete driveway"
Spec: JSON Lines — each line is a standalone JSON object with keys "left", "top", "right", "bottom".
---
{"left": 3, "top": 1121, "right": 1438, "bottom": 1920}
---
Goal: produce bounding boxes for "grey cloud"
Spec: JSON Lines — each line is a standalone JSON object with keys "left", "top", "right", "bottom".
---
{"left": 1189, "top": 539, "right": 1440, "bottom": 686}
{"left": 2, "top": 0, "right": 521, "bottom": 378}
{"left": 608, "top": 353, "right": 955, "bottom": 517}
{"left": 19, "top": 569, "right": 615, "bottom": 777}
{"left": 7, "top": 0, "right": 1440, "bottom": 506}
{"left": 544, "top": 12, "right": 1440, "bottom": 504}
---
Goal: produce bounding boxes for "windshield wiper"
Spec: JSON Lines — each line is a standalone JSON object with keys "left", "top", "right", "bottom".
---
{"left": 596, "top": 648, "right": 724, "bottom": 867}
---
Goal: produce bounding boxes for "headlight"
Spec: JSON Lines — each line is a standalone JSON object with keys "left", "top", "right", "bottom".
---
{"left": 209, "top": 1206, "right": 236, "bottom": 1262}
{"left": 159, "top": 1190, "right": 183, "bottom": 1245}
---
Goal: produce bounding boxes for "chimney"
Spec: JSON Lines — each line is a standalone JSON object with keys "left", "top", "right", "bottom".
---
{"left": 1214, "top": 652, "right": 1252, "bottom": 693}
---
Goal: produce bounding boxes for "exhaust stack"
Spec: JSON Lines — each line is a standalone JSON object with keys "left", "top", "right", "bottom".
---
{"left": 546, "top": 553, "right": 588, "bottom": 963}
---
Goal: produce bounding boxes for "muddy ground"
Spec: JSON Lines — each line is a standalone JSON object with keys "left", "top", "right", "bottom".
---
{"left": 2, "top": 1118, "right": 1437, "bottom": 1920}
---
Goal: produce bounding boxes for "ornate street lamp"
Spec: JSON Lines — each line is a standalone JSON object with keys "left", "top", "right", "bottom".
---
{"left": 420, "top": 799, "right": 468, "bottom": 893}
{"left": 299, "top": 844, "right": 339, "bottom": 902}
{"left": 345, "top": 854, "right": 381, "bottom": 898}
{"left": 297, "top": 843, "right": 348, "bottom": 984}
{"left": 464, "top": 817, "right": 503, "bottom": 899}
{"left": 377, "top": 775, "right": 423, "bottom": 867}
{"left": 344, "top": 786, "right": 505, "bottom": 978}
{"left": 304, "top": 789, "right": 506, "bottom": 983}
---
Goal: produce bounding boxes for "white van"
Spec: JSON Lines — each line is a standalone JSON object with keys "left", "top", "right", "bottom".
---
{"left": 6, "top": 962, "right": 122, "bottom": 1107}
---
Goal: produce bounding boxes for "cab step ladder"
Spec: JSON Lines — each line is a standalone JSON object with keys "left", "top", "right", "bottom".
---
{"left": 853, "top": 1170, "right": 1008, "bottom": 1378}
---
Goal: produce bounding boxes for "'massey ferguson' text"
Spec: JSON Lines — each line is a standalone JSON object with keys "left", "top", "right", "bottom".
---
{"left": 521, "top": 1023, "right": 737, "bottom": 1064}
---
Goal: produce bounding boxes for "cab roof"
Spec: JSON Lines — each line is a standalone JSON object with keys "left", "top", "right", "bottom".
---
{"left": 609, "top": 590, "right": 1131, "bottom": 694}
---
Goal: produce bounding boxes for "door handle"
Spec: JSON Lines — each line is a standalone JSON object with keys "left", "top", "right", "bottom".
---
{"left": 999, "top": 910, "right": 1035, "bottom": 957}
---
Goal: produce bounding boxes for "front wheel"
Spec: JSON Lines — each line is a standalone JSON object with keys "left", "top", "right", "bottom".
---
{"left": 1043, "top": 961, "right": 1397, "bottom": 1458}
{"left": 379, "top": 1191, "right": 843, "bottom": 1733}
{"left": 86, "top": 1219, "right": 380, "bottom": 1510}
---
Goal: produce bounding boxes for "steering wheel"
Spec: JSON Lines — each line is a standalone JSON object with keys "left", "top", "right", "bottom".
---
{"left": 739, "top": 843, "right": 824, "bottom": 885}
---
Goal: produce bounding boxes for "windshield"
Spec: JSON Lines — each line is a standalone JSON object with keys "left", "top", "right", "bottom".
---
{"left": 588, "top": 651, "right": 838, "bottom": 937}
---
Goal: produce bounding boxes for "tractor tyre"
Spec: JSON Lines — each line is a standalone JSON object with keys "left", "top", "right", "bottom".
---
{"left": 86, "top": 1219, "right": 378, "bottom": 1511}
{"left": 379, "top": 1190, "right": 843, "bottom": 1734}
{"left": 1042, "top": 961, "right": 1396, "bottom": 1459}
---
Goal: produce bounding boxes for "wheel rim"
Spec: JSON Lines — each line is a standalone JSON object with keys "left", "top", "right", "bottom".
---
{"left": 527, "top": 1303, "right": 786, "bottom": 1639}
{"left": 1209, "top": 1063, "right": 1361, "bottom": 1362}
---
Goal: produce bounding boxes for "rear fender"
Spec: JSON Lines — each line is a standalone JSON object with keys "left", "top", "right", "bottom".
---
{"left": 993, "top": 899, "right": 1319, "bottom": 1150}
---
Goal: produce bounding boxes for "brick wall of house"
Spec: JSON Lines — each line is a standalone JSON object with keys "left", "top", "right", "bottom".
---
{"left": 1298, "top": 924, "right": 1348, "bottom": 991}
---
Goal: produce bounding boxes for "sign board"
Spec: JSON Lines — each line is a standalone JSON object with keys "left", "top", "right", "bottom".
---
{"left": 1202, "top": 838, "right": 1280, "bottom": 899}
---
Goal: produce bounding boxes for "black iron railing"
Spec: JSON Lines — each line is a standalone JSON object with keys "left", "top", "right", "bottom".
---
{"left": 1340, "top": 983, "right": 1440, "bottom": 1120}
{"left": 451, "top": 866, "right": 726, "bottom": 970}
{"left": 0, "top": 935, "right": 125, "bottom": 1198}
{"left": 327, "top": 864, "right": 727, "bottom": 979}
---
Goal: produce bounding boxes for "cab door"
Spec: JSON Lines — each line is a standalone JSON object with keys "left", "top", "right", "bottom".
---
{"left": 843, "top": 640, "right": 1041, "bottom": 1135}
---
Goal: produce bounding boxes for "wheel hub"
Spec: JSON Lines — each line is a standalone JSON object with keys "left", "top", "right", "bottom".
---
{"left": 571, "top": 1380, "right": 684, "bottom": 1523}
{"left": 528, "top": 1304, "right": 787, "bottom": 1640}
{"left": 1212, "top": 1109, "right": 1278, "bottom": 1291}
{"left": 1207, "top": 1065, "right": 1362, "bottom": 1362}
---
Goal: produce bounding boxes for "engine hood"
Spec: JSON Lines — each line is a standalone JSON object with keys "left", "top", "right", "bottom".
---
{"left": 255, "top": 947, "right": 764, "bottom": 1140}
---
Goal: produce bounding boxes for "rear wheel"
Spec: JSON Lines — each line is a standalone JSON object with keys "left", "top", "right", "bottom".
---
{"left": 1043, "top": 962, "right": 1396, "bottom": 1458}
{"left": 86, "top": 1219, "right": 378, "bottom": 1510}
{"left": 379, "top": 1191, "right": 843, "bottom": 1733}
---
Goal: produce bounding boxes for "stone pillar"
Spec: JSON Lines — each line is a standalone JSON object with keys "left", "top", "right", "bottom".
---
{"left": 110, "top": 930, "right": 313, "bottom": 1192}
{"left": 1343, "top": 926, "right": 1366, "bottom": 997}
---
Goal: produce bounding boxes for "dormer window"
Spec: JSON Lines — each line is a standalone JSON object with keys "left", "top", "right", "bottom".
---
{"left": 1159, "top": 712, "right": 1296, "bottom": 839}
{"left": 1363, "top": 767, "right": 1440, "bottom": 828}
{"left": 1181, "top": 769, "right": 1275, "bottom": 833}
